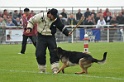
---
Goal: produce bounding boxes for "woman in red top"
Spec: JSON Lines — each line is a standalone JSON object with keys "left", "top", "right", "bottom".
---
{"left": 18, "top": 8, "right": 37, "bottom": 54}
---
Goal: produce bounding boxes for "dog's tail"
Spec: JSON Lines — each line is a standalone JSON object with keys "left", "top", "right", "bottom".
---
{"left": 93, "top": 52, "right": 107, "bottom": 64}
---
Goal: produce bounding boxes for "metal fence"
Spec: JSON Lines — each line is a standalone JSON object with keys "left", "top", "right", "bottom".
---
{"left": 0, "top": 25, "right": 124, "bottom": 44}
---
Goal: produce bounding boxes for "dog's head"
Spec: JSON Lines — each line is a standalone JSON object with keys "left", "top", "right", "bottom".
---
{"left": 55, "top": 47, "right": 63, "bottom": 58}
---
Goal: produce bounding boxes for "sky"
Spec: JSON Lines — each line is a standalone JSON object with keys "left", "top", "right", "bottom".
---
{"left": 0, "top": 0, "right": 124, "bottom": 11}
{"left": 0, "top": 0, "right": 124, "bottom": 7}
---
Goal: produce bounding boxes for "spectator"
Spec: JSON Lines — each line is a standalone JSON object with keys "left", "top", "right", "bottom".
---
{"left": 2, "top": 9, "right": 9, "bottom": 17}
{"left": 116, "top": 12, "right": 124, "bottom": 24}
{"left": 30, "top": 10, "right": 35, "bottom": 16}
{"left": 67, "top": 13, "right": 77, "bottom": 25}
{"left": 109, "top": 16, "right": 119, "bottom": 42}
{"left": 84, "top": 8, "right": 91, "bottom": 18}
{"left": 12, "top": 10, "right": 19, "bottom": 19}
{"left": 0, "top": 17, "right": 6, "bottom": 26}
{"left": 2, "top": 14, "right": 8, "bottom": 24}
{"left": 76, "top": 9, "right": 82, "bottom": 21}
{"left": 18, "top": 7, "right": 37, "bottom": 54}
{"left": 8, "top": 14, "right": 18, "bottom": 26}
{"left": 6, "top": 18, "right": 15, "bottom": 26}
{"left": 96, "top": 16, "right": 106, "bottom": 28}
{"left": 91, "top": 9, "right": 96, "bottom": 18}
{"left": 91, "top": 13, "right": 96, "bottom": 24}
{"left": 15, "top": 17, "right": 22, "bottom": 26}
{"left": 121, "top": 9, "right": 124, "bottom": 17}
{"left": 59, "top": 14, "right": 67, "bottom": 25}
{"left": 18, "top": 10, "right": 23, "bottom": 18}
{"left": 104, "top": 12, "right": 112, "bottom": 25}
{"left": 83, "top": 15, "right": 94, "bottom": 29}
{"left": 60, "top": 8, "right": 67, "bottom": 18}
{"left": 103, "top": 8, "right": 111, "bottom": 17}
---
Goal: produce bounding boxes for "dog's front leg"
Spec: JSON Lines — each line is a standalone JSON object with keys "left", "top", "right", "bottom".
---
{"left": 57, "top": 63, "right": 67, "bottom": 74}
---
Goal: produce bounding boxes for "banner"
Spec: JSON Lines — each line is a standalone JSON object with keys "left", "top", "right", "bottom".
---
{"left": 80, "top": 28, "right": 101, "bottom": 41}
{"left": 6, "top": 29, "right": 23, "bottom": 42}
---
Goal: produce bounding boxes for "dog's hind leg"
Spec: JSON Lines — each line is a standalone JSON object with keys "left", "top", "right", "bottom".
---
{"left": 57, "top": 63, "right": 67, "bottom": 74}
{"left": 75, "top": 58, "right": 87, "bottom": 74}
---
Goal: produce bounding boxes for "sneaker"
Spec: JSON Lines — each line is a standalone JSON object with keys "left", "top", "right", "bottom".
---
{"left": 39, "top": 70, "right": 45, "bottom": 74}
{"left": 18, "top": 53, "right": 24, "bottom": 54}
{"left": 52, "top": 68, "right": 59, "bottom": 74}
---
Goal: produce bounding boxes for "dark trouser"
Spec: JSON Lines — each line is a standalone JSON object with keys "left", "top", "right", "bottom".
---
{"left": 36, "top": 33, "right": 59, "bottom": 65}
{"left": 20, "top": 35, "right": 36, "bottom": 53}
{"left": 109, "top": 29, "right": 116, "bottom": 42}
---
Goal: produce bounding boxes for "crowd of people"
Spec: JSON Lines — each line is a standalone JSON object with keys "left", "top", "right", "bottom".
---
{"left": 0, "top": 8, "right": 124, "bottom": 28}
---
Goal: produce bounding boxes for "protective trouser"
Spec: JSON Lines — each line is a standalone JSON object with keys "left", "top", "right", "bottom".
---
{"left": 36, "top": 33, "right": 59, "bottom": 72}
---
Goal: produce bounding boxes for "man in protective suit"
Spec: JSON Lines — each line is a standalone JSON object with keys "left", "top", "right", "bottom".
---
{"left": 26, "top": 8, "right": 71, "bottom": 74}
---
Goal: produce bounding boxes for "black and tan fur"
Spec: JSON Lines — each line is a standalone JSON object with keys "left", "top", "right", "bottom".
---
{"left": 56, "top": 47, "right": 107, "bottom": 74}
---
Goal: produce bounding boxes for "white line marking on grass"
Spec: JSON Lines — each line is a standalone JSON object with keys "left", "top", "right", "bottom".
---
{"left": 0, "top": 69, "right": 124, "bottom": 81}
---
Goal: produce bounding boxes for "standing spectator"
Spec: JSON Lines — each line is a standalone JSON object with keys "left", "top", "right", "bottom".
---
{"left": 76, "top": 9, "right": 82, "bottom": 21}
{"left": 103, "top": 8, "right": 111, "bottom": 17}
{"left": 84, "top": 8, "right": 91, "bottom": 18}
{"left": 2, "top": 9, "right": 9, "bottom": 17}
{"left": 121, "top": 9, "right": 124, "bottom": 17}
{"left": 109, "top": 16, "right": 119, "bottom": 42}
{"left": 104, "top": 12, "right": 112, "bottom": 25}
{"left": 26, "top": 8, "right": 71, "bottom": 73}
{"left": 12, "top": 10, "right": 19, "bottom": 19}
{"left": 18, "top": 8, "right": 37, "bottom": 54}
{"left": 30, "top": 10, "right": 35, "bottom": 16}
{"left": 60, "top": 8, "right": 67, "bottom": 18}
{"left": 116, "top": 12, "right": 124, "bottom": 24}
{"left": 67, "top": 13, "right": 77, "bottom": 25}
{"left": 18, "top": 10, "right": 23, "bottom": 18}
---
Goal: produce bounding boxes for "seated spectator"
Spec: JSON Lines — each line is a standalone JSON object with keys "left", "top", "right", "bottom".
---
{"left": 12, "top": 10, "right": 19, "bottom": 19}
{"left": 59, "top": 15, "right": 67, "bottom": 25}
{"left": 76, "top": 9, "right": 82, "bottom": 21}
{"left": 116, "top": 12, "right": 124, "bottom": 24}
{"left": 91, "top": 13, "right": 96, "bottom": 24}
{"left": 60, "top": 8, "right": 68, "bottom": 18}
{"left": 15, "top": 17, "right": 22, "bottom": 26}
{"left": 67, "top": 13, "right": 77, "bottom": 25}
{"left": 83, "top": 15, "right": 94, "bottom": 29}
{"left": 84, "top": 8, "right": 91, "bottom": 18}
{"left": 91, "top": 9, "right": 96, "bottom": 18}
{"left": 6, "top": 18, "right": 15, "bottom": 26}
{"left": 96, "top": 16, "right": 106, "bottom": 28}
{"left": 8, "top": 14, "right": 18, "bottom": 26}
{"left": 121, "top": 9, "right": 124, "bottom": 17}
{"left": 104, "top": 12, "right": 112, "bottom": 25}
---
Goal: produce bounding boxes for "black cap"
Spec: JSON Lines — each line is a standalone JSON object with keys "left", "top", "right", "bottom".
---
{"left": 24, "top": 8, "right": 30, "bottom": 12}
{"left": 49, "top": 8, "right": 58, "bottom": 17}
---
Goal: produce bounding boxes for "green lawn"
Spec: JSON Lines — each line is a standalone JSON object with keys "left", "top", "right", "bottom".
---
{"left": 0, "top": 42, "right": 124, "bottom": 82}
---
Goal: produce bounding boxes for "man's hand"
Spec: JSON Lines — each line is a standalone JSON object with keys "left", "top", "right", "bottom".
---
{"left": 68, "top": 32, "right": 72, "bottom": 36}
{"left": 26, "top": 28, "right": 32, "bottom": 33}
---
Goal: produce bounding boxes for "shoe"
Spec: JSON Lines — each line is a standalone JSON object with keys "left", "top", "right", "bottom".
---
{"left": 52, "top": 68, "right": 59, "bottom": 74}
{"left": 18, "top": 53, "right": 24, "bottom": 54}
{"left": 39, "top": 70, "right": 45, "bottom": 74}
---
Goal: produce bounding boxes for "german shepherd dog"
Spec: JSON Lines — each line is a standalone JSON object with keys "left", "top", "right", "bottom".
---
{"left": 56, "top": 47, "right": 107, "bottom": 74}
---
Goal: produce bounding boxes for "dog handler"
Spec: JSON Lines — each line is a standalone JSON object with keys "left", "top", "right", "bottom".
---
{"left": 26, "top": 8, "right": 71, "bottom": 73}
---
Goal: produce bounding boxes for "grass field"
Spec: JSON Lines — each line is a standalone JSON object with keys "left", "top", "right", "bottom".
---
{"left": 0, "top": 42, "right": 124, "bottom": 82}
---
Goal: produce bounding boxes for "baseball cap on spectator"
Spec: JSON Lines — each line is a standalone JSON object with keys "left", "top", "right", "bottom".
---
{"left": 49, "top": 8, "right": 58, "bottom": 18}
{"left": 24, "top": 8, "right": 30, "bottom": 12}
